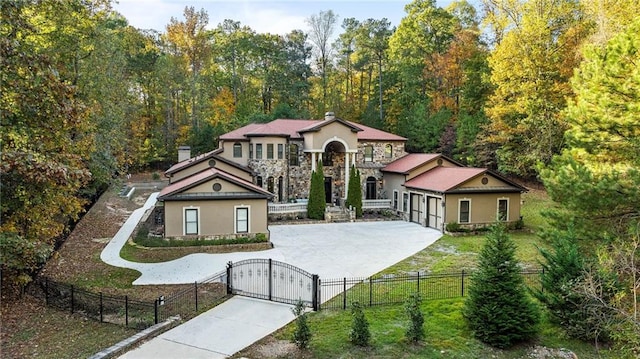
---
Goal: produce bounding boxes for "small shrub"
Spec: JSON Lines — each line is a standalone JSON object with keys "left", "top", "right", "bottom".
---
{"left": 291, "top": 299, "right": 311, "bottom": 349}
{"left": 152, "top": 172, "right": 161, "bottom": 180}
{"left": 446, "top": 222, "right": 462, "bottom": 232}
{"left": 349, "top": 301, "right": 370, "bottom": 347}
{"left": 405, "top": 293, "right": 425, "bottom": 343}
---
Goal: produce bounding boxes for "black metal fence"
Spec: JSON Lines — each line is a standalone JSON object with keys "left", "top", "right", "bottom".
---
{"left": 27, "top": 271, "right": 228, "bottom": 329}
{"left": 318, "top": 269, "right": 543, "bottom": 311}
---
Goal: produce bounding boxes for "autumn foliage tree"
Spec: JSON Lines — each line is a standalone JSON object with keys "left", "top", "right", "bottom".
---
{"left": 1, "top": 1, "right": 93, "bottom": 286}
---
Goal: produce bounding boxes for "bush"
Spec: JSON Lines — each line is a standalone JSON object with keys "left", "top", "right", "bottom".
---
{"left": 405, "top": 293, "right": 425, "bottom": 343}
{"left": 345, "top": 165, "right": 363, "bottom": 218}
{"left": 446, "top": 222, "right": 464, "bottom": 232}
{"left": 291, "top": 299, "right": 311, "bottom": 349}
{"left": 152, "top": 172, "right": 161, "bottom": 180}
{"left": 307, "top": 160, "right": 325, "bottom": 220}
{"left": 463, "top": 224, "right": 540, "bottom": 348}
{"left": 349, "top": 301, "right": 370, "bottom": 346}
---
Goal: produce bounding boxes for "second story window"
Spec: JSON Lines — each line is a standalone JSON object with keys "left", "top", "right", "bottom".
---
{"left": 384, "top": 144, "right": 393, "bottom": 159}
{"left": 277, "top": 144, "right": 284, "bottom": 159}
{"left": 249, "top": 143, "right": 253, "bottom": 159}
{"left": 364, "top": 145, "right": 373, "bottom": 162}
{"left": 256, "top": 144, "right": 263, "bottom": 159}
{"left": 267, "top": 144, "right": 274, "bottom": 159}
{"left": 233, "top": 143, "right": 242, "bottom": 158}
{"left": 289, "top": 144, "right": 299, "bottom": 166}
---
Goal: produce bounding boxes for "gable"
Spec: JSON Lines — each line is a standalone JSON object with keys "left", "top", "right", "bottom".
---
{"left": 158, "top": 168, "right": 271, "bottom": 201}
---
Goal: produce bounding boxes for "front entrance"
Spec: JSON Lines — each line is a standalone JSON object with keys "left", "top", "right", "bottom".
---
{"left": 365, "top": 177, "right": 377, "bottom": 200}
{"left": 410, "top": 193, "right": 422, "bottom": 224}
{"left": 324, "top": 176, "right": 332, "bottom": 204}
{"left": 227, "top": 258, "right": 319, "bottom": 310}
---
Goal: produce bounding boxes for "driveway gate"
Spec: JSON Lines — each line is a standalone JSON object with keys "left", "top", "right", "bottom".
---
{"left": 226, "top": 259, "right": 319, "bottom": 310}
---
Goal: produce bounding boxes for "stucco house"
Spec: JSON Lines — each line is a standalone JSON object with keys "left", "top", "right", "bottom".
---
{"left": 157, "top": 112, "right": 526, "bottom": 238}
{"left": 382, "top": 153, "right": 527, "bottom": 231}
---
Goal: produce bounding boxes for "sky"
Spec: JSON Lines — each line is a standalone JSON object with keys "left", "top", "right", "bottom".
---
{"left": 112, "top": 0, "right": 461, "bottom": 35}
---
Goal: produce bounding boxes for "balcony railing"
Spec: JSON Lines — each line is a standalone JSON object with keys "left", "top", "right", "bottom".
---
{"left": 268, "top": 202, "right": 308, "bottom": 214}
{"left": 362, "top": 199, "right": 391, "bottom": 209}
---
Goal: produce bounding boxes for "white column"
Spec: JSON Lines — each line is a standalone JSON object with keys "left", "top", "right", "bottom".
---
{"left": 311, "top": 152, "right": 316, "bottom": 172}
{"left": 344, "top": 152, "right": 350, "bottom": 198}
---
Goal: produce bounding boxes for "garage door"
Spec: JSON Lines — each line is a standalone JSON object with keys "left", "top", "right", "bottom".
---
{"left": 427, "top": 196, "right": 442, "bottom": 229}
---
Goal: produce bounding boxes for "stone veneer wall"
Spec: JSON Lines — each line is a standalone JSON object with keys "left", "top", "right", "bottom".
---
{"left": 249, "top": 140, "right": 406, "bottom": 203}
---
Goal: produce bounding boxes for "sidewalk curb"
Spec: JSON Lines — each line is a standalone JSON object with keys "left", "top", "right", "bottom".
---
{"left": 88, "top": 316, "right": 181, "bottom": 359}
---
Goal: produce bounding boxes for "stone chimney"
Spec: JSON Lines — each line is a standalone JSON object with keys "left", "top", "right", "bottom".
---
{"left": 178, "top": 146, "right": 191, "bottom": 162}
{"left": 324, "top": 111, "right": 336, "bottom": 121}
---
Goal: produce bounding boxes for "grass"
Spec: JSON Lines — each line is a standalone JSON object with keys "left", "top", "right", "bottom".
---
{"left": 264, "top": 298, "right": 625, "bottom": 359}
{"left": 235, "top": 188, "right": 631, "bottom": 358}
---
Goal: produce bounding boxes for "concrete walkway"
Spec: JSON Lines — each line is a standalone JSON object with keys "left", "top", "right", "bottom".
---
{"left": 102, "top": 193, "right": 442, "bottom": 358}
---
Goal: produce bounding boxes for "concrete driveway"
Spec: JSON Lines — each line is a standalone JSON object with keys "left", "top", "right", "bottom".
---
{"left": 101, "top": 193, "right": 441, "bottom": 284}
{"left": 104, "top": 193, "right": 442, "bottom": 358}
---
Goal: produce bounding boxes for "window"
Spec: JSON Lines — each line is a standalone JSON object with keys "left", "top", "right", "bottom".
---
{"left": 256, "top": 144, "right": 263, "bottom": 159}
{"left": 233, "top": 143, "right": 242, "bottom": 158}
{"left": 289, "top": 144, "right": 299, "bottom": 166}
{"left": 277, "top": 144, "right": 284, "bottom": 159}
{"left": 249, "top": 143, "right": 253, "bottom": 159}
{"left": 256, "top": 176, "right": 263, "bottom": 187}
{"left": 267, "top": 176, "right": 274, "bottom": 193}
{"left": 267, "top": 144, "right": 274, "bottom": 159}
{"left": 322, "top": 151, "right": 333, "bottom": 166}
{"left": 364, "top": 146, "right": 373, "bottom": 162}
{"left": 184, "top": 208, "right": 199, "bottom": 235}
{"left": 366, "top": 177, "right": 377, "bottom": 200}
{"left": 498, "top": 198, "right": 509, "bottom": 221}
{"left": 393, "top": 190, "right": 398, "bottom": 210}
{"left": 402, "top": 192, "right": 408, "bottom": 212}
{"left": 459, "top": 200, "right": 470, "bottom": 223}
{"left": 384, "top": 144, "right": 393, "bottom": 159}
{"left": 235, "top": 207, "right": 249, "bottom": 233}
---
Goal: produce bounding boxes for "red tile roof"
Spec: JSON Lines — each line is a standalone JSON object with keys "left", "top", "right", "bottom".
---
{"left": 158, "top": 167, "right": 271, "bottom": 200}
{"left": 164, "top": 148, "right": 221, "bottom": 175}
{"left": 404, "top": 167, "right": 487, "bottom": 192}
{"left": 218, "top": 118, "right": 406, "bottom": 141}
{"left": 381, "top": 153, "right": 442, "bottom": 174}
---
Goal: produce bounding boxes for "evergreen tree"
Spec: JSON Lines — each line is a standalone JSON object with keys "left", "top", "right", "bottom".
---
{"left": 405, "top": 293, "right": 425, "bottom": 343}
{"left": 307, "top": 160, "right": 325, "bottom": 220}
{"left": 534, "top": 228, "right": 608, "bottom": 341}
{"left": 345, "top": 165, "right": 363, "bottom": 218}
{"left": 291, "top": 299, "right": 312, "bottom": 349}
{"left": 349, "top": 301, "right": 371, "bottom": 347}
{"left": 463, "top": 224, "right": 540, "bottom": 348}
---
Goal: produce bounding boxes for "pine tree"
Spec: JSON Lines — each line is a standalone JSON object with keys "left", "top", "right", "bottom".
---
{"left": 463, "top": 224, "right": 540, "bottom": 348}
{"left": 291, "top": 299, "right": 312, "bottom": 349}
{"left": 345, "top": 165, "right": 363, "bottom": 218}
{"left": 307, "top": 160, "right": 325, "bottom": 220}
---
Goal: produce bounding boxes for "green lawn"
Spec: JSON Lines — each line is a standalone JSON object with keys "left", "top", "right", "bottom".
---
{"left": 235, "top": 188, "right": 631, "bottom": 358}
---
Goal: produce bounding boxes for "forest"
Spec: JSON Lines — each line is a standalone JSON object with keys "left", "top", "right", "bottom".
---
{"left": 1, "top": 0, "right": 638, "bottom": 353}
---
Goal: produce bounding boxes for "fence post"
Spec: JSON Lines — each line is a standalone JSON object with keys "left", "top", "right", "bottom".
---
{"left": 70, "top": 285, "right": 75, "bottom": 314}
{"left": 461, "top": 270, "right": 465, "bottom": 297}
{"left": 194, "top": 281, "right": 198, "bottom": 312}
{"left": 268, "top": 259, "right": 273, "bottom": 302}
{"left": 369, "top": 277, "right": 373, "bottom": 307}
{"left": 125, "top": 295, "right": 129, "bottom": 327}
{"left": 154, "top": 299, "right": 158, "bottom": 325}
{"left": 342, "top": 277, "right": 347, "bottom": 310}
{"left": 311, "top": 274, "right": 319, "bottom": 311}
{"left": 226, "top": 261, "right": 233, "bottom": 295}
{"left": 100, "top": 292, "right": 103, "bottom": 322}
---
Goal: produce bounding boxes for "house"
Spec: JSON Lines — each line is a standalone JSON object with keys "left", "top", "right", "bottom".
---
{"left": 382, "top": 153, "right": 527, "bottom": 231}
{"left": 157, "top": 112, "right": 526, "bottom": 238}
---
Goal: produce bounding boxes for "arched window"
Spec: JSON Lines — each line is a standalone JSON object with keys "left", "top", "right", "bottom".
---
{"left": 256, "top": 176, "right": 263, "bottom": 187}
{"left": 384, "top": 144, "right": 393, "bottom": 159}
{"left": 233, "top": 143, "right": 242, "bottom": 158}
{"left": 267, "top": 177, "right": 275, "bottom": 193}
{"left": 366, "top": 176, "right": 377, "bottom": 200}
